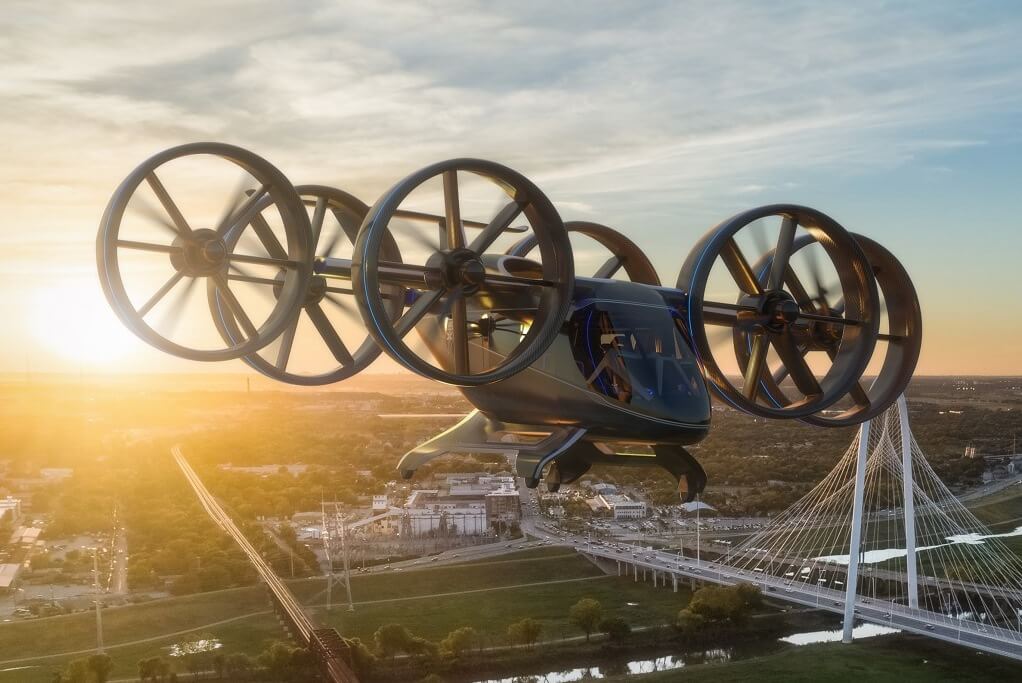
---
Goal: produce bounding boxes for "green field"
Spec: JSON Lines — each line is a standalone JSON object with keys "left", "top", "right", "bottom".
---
{"left": 0, "top": 550, "right": 689, "bottom": 682}
{"left": 319, "top": 563, "right": 689, "bottom": 643}
{"left": 611, "top": 634, "right": 1022, "bottom": 682}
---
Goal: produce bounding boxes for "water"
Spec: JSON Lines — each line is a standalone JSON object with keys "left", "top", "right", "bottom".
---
{"left": 168, "top": 637, "right": 223, "bottom": 657}
{"left": 464, "top": 620, "right": 900, "bottom": 682}
{"left": 813, "top": 525, "right": 1022, "bottom": 565}
{"left": 471, "top": 650, "right": 728, "bottom": 682}
{"left": 781, "top": 623, "right": 900, "bottom": 645}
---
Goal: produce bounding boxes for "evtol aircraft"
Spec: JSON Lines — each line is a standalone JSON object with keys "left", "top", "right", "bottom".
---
{"left": 97, "top": 143, "right": 921, "bottom": 501}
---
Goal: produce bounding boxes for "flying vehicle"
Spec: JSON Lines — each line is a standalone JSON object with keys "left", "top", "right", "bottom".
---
{"left": 96, "top": 143, "right": 922, "bottom": 501}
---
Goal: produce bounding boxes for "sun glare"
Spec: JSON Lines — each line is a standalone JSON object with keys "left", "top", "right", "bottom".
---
{"left": 31, "top": 282, "right": 138, "bottom": 367}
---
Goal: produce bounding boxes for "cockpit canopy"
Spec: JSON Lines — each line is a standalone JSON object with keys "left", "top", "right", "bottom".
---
{"left": 569, "top": 287, "right": 709, "bottom": 424}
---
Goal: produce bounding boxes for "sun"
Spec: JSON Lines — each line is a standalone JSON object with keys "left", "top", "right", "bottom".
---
{"left": 31, "top": 281, "right": 138, "bottom": 367}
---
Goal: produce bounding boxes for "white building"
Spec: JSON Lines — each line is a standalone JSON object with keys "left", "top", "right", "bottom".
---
{"left": 405, "top": 489, "right": 490, "bottom": 536}
{"left": 372, "top": 495, "right": 389, "bottom": 512}
{"left": 0, "top": 497, "right": 22, "bottom": 524}
{"left": 598, "top": 494, "right": 647, "bottom": 520}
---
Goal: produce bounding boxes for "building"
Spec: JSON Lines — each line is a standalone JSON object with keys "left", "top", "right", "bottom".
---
{"left": 0, "top": 497, "right": 22, "bottom": 525}
{"left": 372, "top": 495, "right": 389, "bottom": 512}
{"left": 597, "top": 493, "right": 647, "bottom": 520}
{"left": 485, "top": 488, "right": 521, "bottom": 525}
{"left": 403, "top": 474, "right": 520, "bottom": 535}
{"left": 404, "top": 491, "right": 489, "bottom": 535}
{"left": 39, "top": 468, "right": 73, "bottom": 481}
{"left": 9, "top": 526, "right": 41, "bottom": 545}
{"left": 588, "top": 482, "right": 619, "bottom": 496}
{"left": 0, "top": 563, "right": 20, "bottom": 591}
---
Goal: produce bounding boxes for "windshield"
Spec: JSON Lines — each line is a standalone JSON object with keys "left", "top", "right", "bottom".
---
{"left": 570, "top": 301, "right": 706, "bottom": 412}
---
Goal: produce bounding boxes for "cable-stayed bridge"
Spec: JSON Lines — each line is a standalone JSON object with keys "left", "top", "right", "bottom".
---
{"left": 580, "top": 396, "right": 1022, "bottom": 661}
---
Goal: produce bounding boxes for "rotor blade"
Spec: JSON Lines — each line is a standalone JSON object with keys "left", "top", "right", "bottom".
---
{"left": 249, "top": 213, "right": 288, "bottom": 261}
{"left": 767, "top": 215, "right": 797, "bottom": 291}
{"left": 309, "top": 197, "right": 328, "bottom": 250}
{"left": 275, "top": 314, "right": 299, "bottom": 371}
{"left": 321, "top": 205, "right": 362, "bottom": 257}
{"left": 594, "top": 256, "right": 623, "bottom": 280}
{"left": 138, "top": 270, "right": 185, "bottom": 318}
{"left": 803, "top": 241, "right": 828, "bottom": 309}
{"left": 468, "top": 201, "right": 523, "bottom": 254}
{"left": 213, "top": 274, "right": 258, "bottom": 339}
{"left": 742, "top": 333, "right": 768, "bottom": 400}
{"left": 218, "top": 185, "right": 269, "bottom": 237}
{"left": 130, "top": 194, "right": 183, "bottom": 238}
{"left": 308, "top": 303, "right": 354, "bottom": 366}
{"left": 442, "top": 170, "right": 466, "bottom": 250}
{"left": 394, "top": 289, "right": 444, "bottom": 337}
{"left": 721, "top": 238, "right": 763, "bottom": 295}
{"left": 450, "top": 293, "right": 470, "bottom": 374}
{"left": 357, "top": 218, "right": 436, "bottom": 258}
{"left": 825, "top": 345, "right": 869, "bottom": 409}
{"left": 215, "top": 172, "right": 254, "bottom": 238}
{"left": 750, "top": 218, "right": 769, "bottom": 256}
{"left": 783, "top": 267, "right": 815, "bottom": 310}
{"left": 145, "top": 172, "right": 193, "bottom": 237}
{"left": 772, "top": 335, "right": 821, "bottom": 398}
{"left": 323, "top": 292, "right": 363, "bottom": 326}
{"left": 156, "top": 275, "right": 198, "bottom": 337}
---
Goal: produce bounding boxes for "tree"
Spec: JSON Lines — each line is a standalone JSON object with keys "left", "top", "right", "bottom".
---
{"left": 169, "top": 571, "right": 200, "bottom": 595}
{"left": 152, "top": 657, "right": 170, "bottom": 681}
{"left": 599, "top": 617, "right": 631, "bottom": 642}
{"left": 342, "top": 638, "right": 377, "bottom": 676}
{"left": 373, "top": 623, "right": 414, "bottom": 659}
{"left": 61, "top": 658, "right": 92, "bottom": 683}
{"left": 440, "top": 626, "right": 479, "bottom": 657}
{"left": 212, "top": 652, "right": 225, "bottom": 679}
{"left": 223, "top": 653, "right": 254, "bottom": 680}
{"left": 86, "top": 654, "right": 113, "bottom": 683}
{"left": 507, "top": 617, "right": 542, "bottom": 649}
{"left": 735, "top": 582, "right": 763, "bottom": 609}
{"left": 687, "top": 585, "right": 747, "bottom": 624}
{"left": 675, "top": 608, "right": 706, "bottom": 635}
{"left": 569, "top": 598, "right": 603, "bottom": 642}
{"left": 258, "top": 642, "right": 296, "bottom": 679}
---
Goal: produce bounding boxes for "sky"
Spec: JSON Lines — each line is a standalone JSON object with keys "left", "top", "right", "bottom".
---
{"left": 0, "top": 0, "right": 1020, "bottom": 376}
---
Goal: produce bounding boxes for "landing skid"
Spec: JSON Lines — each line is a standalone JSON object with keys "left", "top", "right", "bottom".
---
{"left": 397, "top": 411, "right": 707, "bottom": 502}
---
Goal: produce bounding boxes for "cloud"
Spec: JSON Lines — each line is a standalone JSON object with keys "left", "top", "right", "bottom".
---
{"left": 1, "top": 1, "right": 1021, "bottom": 372}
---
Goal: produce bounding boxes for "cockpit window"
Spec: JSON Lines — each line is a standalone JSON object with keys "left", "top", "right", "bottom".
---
{"left": 570, "top": 302, "right": 704, "bottom": 408}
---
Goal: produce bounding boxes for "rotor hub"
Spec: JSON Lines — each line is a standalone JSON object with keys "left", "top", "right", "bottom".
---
{"left": 170, "top": 228, "right": 229, "bottom": 276}
{"left": 305, "top": 275, "right": 328, "bottom": 305}
{"left": 428, "top": 248, "right": 487, "bottom": 294}
{"left": 741, "top": 290, "right": 803, "bottom": 332}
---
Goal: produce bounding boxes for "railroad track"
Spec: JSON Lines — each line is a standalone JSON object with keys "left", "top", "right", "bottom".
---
{"left": 172, "top": 446, "right": 358, "bottom": 683}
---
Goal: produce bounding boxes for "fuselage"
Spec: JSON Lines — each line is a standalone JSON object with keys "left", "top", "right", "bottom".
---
{"left": 417, "top": 274, "right": 712, "bottom": 445}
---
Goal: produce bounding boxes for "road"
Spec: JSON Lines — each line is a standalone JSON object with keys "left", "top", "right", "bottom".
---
{"left": 579, "top": 542, "right": 1022, "bottom": 662}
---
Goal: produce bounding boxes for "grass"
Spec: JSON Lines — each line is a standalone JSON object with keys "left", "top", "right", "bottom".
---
{"left": 0, "top": 550, "right": 682, "bottom": 682}
{"left": 607, "top": 634, "right": 1022, "bottom": 682}
{"left": 0, "top": 614, "right": 283, "bottom": 683}
{"left": 0, "top": 585, "right": 271, "bottom": 662}
{"left": 318, "top": 572, "right": 689, "bottom": 642}
{"left": 314, "top": 549, "right": 688, "bottom": 642}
